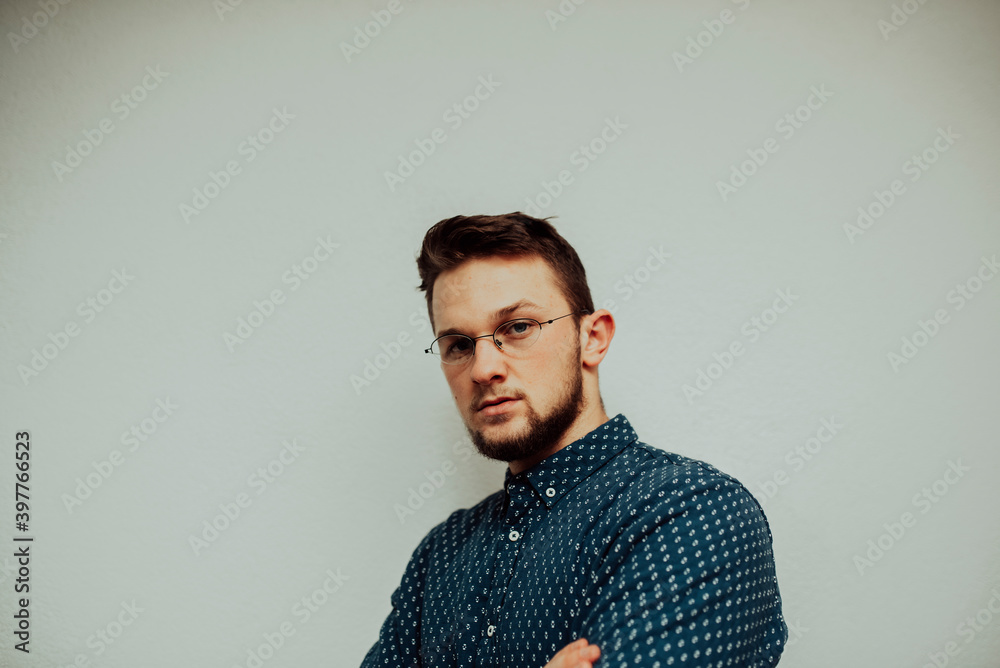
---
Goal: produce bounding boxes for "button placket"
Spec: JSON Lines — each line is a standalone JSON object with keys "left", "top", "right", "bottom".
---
{"left": 481, "top": 478, "right": 536, "bottom": 659}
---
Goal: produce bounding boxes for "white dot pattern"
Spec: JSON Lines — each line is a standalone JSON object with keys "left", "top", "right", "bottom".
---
{"left": 361, "top": 414, "right": 787, "bottom": 667}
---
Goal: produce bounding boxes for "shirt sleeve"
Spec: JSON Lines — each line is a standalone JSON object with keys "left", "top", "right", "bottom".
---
{"left": 580, "top": 470, "right": 787, "bottom": 667}
{"left": 360, "top": 525, "right": 440, "bottom": 668}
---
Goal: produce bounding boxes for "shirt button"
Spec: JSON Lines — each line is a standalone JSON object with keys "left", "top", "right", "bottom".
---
{"left": 487, "top": 624, "right": 496, "bottom": 636}
{"left": 545, "top": 487, "right": 556, "bottom": 498}
{"left": 508, "top": 530, "right": 520, "bottom": 542}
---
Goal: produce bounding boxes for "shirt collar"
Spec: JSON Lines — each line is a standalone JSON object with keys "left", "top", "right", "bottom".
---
{"left": 502, "top": 413, "right": 637, "bottom": 510}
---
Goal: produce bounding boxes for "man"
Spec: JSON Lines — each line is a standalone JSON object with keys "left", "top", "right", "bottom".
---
{"left": 361, "top": 213, "right": 787, "bottom": 667}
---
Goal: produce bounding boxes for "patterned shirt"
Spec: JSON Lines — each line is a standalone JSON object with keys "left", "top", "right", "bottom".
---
{"left": 361, "top": 413, "right": 787, "bottom": 667}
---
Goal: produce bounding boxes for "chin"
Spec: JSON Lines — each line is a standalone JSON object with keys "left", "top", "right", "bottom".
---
{"left": 473, "top": 410, "right": 517, "bottom": 427}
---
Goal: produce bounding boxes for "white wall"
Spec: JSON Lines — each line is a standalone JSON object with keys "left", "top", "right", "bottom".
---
{"left": 1, "top": 1, "right": 998, "bottom": 666}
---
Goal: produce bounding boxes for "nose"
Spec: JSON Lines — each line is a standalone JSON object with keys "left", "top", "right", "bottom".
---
{"left": 468, "top": 336, "right": 506, "bottom": 385}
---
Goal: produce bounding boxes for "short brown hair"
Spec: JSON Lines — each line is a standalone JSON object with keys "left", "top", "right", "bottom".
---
{"left": 416, "top": 212, "right": 595, "bottom": 331}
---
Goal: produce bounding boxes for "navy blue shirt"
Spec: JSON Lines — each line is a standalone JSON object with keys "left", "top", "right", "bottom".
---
{"left": 361, "top": 414, "right": 787, "bottom": 667}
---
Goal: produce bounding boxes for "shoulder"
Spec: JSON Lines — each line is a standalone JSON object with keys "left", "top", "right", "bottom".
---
{"left": 610, "top": 439, "right": 771, "bottom": 535}
{"left": 622, "top": 439, "right": 758, "bottom": 499}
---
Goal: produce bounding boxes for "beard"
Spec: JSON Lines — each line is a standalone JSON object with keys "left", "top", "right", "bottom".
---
{"left": 464, "top": 344, "right": 585, "bottom": 465}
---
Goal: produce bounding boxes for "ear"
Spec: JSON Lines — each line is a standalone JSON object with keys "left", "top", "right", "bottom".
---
{"left": 580, "top": 310, "right": 614, "bottom": 368}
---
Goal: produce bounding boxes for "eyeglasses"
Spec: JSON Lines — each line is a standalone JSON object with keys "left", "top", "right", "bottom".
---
{"left": 425, "top": 309, "right": 591, "bottom": 365}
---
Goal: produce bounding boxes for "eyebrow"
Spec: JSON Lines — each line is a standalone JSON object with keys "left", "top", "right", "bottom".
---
{"left": 435, "top": 299, "right": 545, "bottom": 338}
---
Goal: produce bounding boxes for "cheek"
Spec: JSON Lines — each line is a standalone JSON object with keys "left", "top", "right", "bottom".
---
{"left": 532, "top": 344, "right": 576, "bottom": 394}
{"left": 444, "top": 373, "right": 468, "bottom": 401}
{"left": 517, "top": 358, "right": 555, "bottom": 395}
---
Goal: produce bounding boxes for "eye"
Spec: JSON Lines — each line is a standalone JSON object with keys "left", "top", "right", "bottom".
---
{"left": 447, "top": 337, "right": 471, "bottom": 354}
{"left": 500, "top": 320, "right": 536, "bottom": 339}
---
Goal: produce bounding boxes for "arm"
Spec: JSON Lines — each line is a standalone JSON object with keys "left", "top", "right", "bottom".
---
{"left": 580, "top": 472, "right": 787, "bottom": 667}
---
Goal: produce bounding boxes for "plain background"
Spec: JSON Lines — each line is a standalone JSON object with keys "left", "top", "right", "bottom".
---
{"left": 1, "top": 0, "right": 998, "bottom": 666}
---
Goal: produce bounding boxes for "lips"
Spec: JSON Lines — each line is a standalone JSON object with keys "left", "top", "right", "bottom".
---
{"left": 478, "top": 396, "right": 517, "bottom": 411}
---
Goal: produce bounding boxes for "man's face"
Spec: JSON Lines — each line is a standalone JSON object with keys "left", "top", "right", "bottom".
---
{"left": 431, "top": 255, "right": 586, "bottom": 466}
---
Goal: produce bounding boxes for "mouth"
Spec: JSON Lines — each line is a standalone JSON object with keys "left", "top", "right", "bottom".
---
{"left": 477, "top": 397, "right": 520, "bottom": 416}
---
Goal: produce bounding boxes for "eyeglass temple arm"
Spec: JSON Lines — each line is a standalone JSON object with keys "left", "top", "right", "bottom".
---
{"left": 541, "top": 308, "right": 592, "bottom": 325}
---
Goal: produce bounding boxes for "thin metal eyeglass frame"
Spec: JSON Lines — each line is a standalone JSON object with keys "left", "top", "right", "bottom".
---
{"left": 424, "top": 309, "right": 592, "bottom": 365}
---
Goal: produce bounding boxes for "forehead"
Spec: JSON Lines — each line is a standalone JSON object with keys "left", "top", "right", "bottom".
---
{"left": 432, "top": 255, "right": 564, "bottom": 335}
